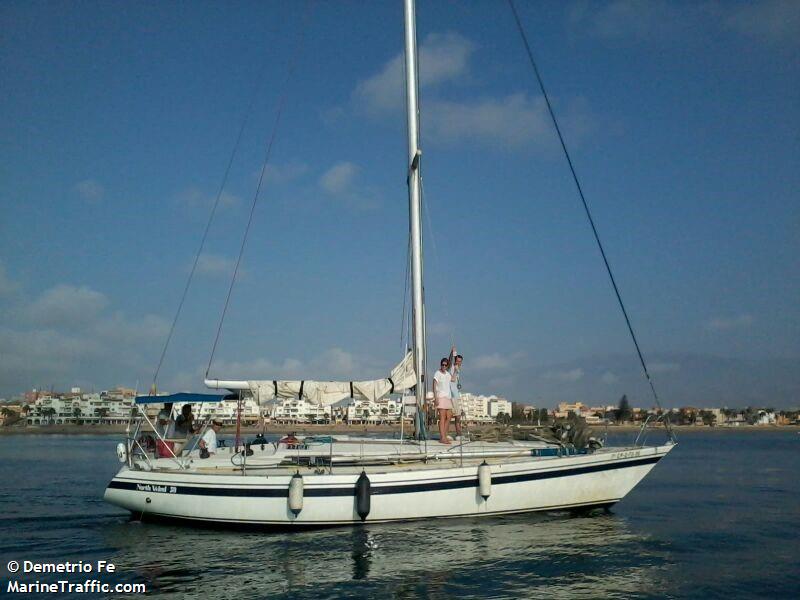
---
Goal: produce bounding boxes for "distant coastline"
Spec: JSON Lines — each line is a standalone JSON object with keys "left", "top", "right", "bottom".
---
{"left": 2, "top": 423, "right": 798, "bottom": 436}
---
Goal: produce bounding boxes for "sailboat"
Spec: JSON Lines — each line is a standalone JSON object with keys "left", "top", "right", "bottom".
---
{"left": 104, "top": 0, "right": 674, "bottom": 527}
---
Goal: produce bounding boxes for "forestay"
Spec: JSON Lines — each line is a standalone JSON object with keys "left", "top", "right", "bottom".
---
{"left": 246, "top": 351, "right": 415, "bottom": 406}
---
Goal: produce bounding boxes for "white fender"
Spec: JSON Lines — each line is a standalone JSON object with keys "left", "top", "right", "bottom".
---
{"left": 478, "top": 461, "right": 492, "bottom": 500}
{"left": 288, "top": 473, "right": 304, "bottom": 516}
{"left": 116, "top": 442, "right": 128, "bottom": 464}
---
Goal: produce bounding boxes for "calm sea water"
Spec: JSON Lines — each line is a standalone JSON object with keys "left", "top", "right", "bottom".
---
{"left": 1, "top": 430, "right": 798, "bottom": 599}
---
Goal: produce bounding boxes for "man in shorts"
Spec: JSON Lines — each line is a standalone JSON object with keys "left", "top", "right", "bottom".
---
{"left": 448, "top": 346, "right": 464, "bottom": 437}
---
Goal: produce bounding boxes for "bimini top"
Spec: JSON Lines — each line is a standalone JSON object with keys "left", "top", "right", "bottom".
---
{"left": 134, "top": 392, "right": 230, "bottom": 405}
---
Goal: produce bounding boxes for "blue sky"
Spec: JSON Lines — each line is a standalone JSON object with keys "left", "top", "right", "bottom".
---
{"left": 1, "top": 1, "right": 798, "bottom": 408}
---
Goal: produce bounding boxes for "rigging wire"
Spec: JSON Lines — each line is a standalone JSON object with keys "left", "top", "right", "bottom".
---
{"left": 420, "top": 174, "right": 455, "bottom": 348}
{"left": 151, "top": 52, "right": 270, "bottom": 390}
{"left": 507, "top": 0, "right": 673, "bottom": 438}
{"left": 206, "top": 3, "right": 312, "bottom": 378}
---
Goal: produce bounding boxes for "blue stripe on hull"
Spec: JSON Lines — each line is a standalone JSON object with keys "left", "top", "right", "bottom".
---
{"left": 107, "top": 455, "right": 660, "bottom": 498}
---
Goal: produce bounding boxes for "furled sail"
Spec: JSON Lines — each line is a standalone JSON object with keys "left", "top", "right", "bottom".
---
{"left": 245, "top": 351, "right": 415, "bottom": 406}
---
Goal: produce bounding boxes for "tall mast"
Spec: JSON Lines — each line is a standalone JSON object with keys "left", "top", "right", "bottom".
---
{"left": 403, "top": 0, "right": 426, "bottom": 438}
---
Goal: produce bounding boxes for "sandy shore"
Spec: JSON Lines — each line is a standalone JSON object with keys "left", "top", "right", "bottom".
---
{"left": 1, "top": 423, "right": 797, "bottom": 435}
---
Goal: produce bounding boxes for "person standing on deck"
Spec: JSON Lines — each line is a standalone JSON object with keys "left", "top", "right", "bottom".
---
{"left": 448, "top": 346, "right": 464, "bottom": 438}
{"left": 432, "top": 357, "right": 453, "bottom": 444}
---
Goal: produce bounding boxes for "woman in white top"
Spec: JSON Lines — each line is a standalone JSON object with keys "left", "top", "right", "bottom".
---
{"left": 432, "top": 357, "right": 453, "bottom": 444}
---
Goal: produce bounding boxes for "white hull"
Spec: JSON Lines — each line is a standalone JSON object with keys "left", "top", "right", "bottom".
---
{"left": 105, "top": 443, "right": 673, "bottom": 526}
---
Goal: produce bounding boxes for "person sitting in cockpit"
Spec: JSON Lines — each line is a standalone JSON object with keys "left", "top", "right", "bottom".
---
{"left": 156, "top": 402, "right": 174, "bottom": 438}
{"left": 174, "top": 404, "right": 196, "bottom": 437}
{"left": 199, "top": 419, "right": 223, "bottom": 458}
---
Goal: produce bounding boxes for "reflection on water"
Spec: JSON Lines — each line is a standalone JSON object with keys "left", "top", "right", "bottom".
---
{"left": 3, "top": 432, "right": 799, "bottom": 599}
{"left": 97, "top": 511, "right": 667, "bottom": 599}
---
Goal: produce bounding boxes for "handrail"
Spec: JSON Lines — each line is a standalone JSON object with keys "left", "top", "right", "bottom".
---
{"left": 634, "top": 413, "right": 676, "bottom": 446}
{"left": 136, "top": 405, "right": 184, "bottom": 468}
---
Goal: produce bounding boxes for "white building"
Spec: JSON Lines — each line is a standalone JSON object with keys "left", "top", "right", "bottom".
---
{"left": 193, "top": 397, "right": 261, "bottom": 426}
{"left": 270, "top": 398, "right": 331, "bottom": 424}
{"left": 488, "top": 397, "right": 512, "bottom": 419}
{"left": 456, "top": 393, "right": 511, "bottom": 422}
{"left": 756, "top": 410, "right": 776, "bottom": 425}
{"left": 263, "top": 395, "right": 410, "bottom": 425}
{"left": 345, "top": 398, "right": 403, "bottom": 423}
{"left": 458, "top": 393, "right": 490, "bottom": 422}
{"left": 26, "top": 388, "right": 136, "bottom": 425}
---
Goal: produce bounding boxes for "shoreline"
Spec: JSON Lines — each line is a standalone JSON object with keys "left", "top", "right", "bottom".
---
{"left": 1, "top": 423, "right": 797, "bottom": 436}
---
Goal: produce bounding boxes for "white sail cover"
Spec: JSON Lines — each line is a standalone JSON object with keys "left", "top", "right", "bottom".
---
{"left": 246, "top": 351, "right": 416, "bottom": 406}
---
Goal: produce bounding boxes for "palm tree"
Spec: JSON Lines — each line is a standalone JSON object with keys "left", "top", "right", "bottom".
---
{"left": 41, "top": 407, "right": 56, "bottom": 425}
{"left": 94, "top": 407, "right": 109, "bottom": 424}
{"left": 72, "top": 406, "right": 83, "bottom": 425}
{"left": 699, "top": 410, "right": 716, "bottom": 427}
{"left": 1, "top": 407, "right": 19, "bottom": 426}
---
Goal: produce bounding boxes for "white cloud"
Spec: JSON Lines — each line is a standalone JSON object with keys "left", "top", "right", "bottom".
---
{"left": 353, "top": 32, "right": 474, "bottom": 112}
{"left": 542, "top": 368, "right": 584, "bottom": 382}
{"left": 313, "top": 348, "right": 360, "bottom": 378}
{"left": 93, "top": 312, "right": 169, "bottom": 343}
{"left": 417, "top": 33, "right": 475, "bottom": 88}
{"left": 0, "top": 282, "right": 169, "bottom": 394}
{"left": 704, "top": 314, "right": 753, "bottom": 332}
{"left": 74, "top": 179, "right": 105, "bottom": 203}
{"left": 204, "top": 347, "right": 385, "bottom": 384}
{"left": 195, "top": 253, "right": 236, "bottom": 277}
{"left": 350, "top": 31, "right": 592, "bottom": 149}
{"left": 177, "top": 187, "right": 241, "bottom": 210}
{"left": 453, "top": 351, "right": 526, "bottom": 372}
{"left": 488, "top": 376, "right": 514, "bottom": 391}
{"left": 0, "top": 327, "right": 102, "bottom": 373}
{"left": 426, "top": 93, "right": 553, "bottom": 147}
{"left": 320, "top": 161, "right": 359, "bottom": 194}
{"left": 600, "top": 371, "right": 619, "bottom": 384}
{"left": 319, "top": 161, "right": 379, "bottom": 210}
{"left": 207, "top": 356, "right": 306, "bottom": 381}
{"left": 26, "top": 284, "right": 109, "bottom": 328}
{"left": 472, "top": 353, "right": 513, "bottom": 371}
